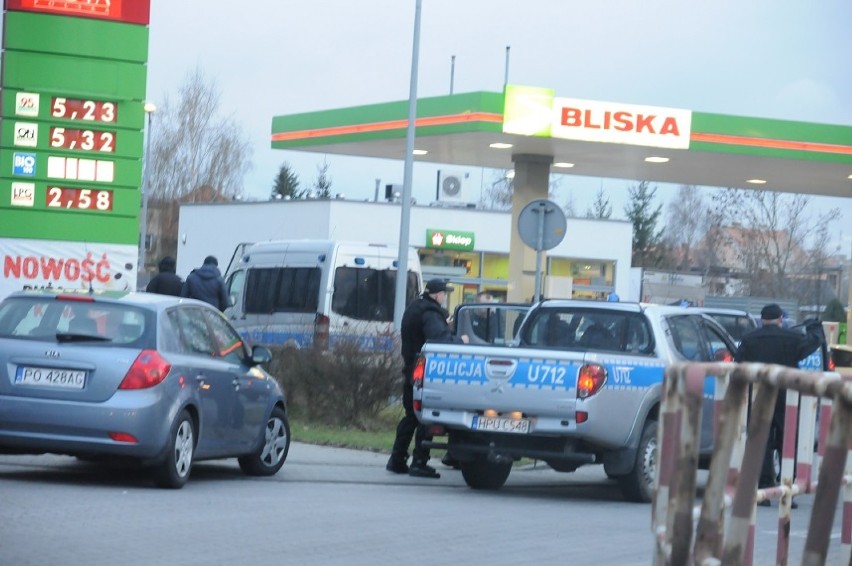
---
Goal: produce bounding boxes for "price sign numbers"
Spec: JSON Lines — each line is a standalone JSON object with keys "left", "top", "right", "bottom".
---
{"left": 49, "top": 127, "right": 116, "bottom": 153}
{"left": 50, "top": 97, "right": 117, "bottom": 123}
{"left": 46, "top": 187, "right": 114, "bottom": 211}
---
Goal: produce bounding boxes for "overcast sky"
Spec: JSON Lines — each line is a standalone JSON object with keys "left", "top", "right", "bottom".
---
{"left": 6, "top": 2, "right": 851, "bottom": 249}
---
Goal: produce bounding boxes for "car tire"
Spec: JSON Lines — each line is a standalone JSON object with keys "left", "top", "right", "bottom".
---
{"left": 238, "top": 406, "right": 290, "bottom": 476}
{"left": 618, "top": 420, "right": 657, "bottom": 503}
{"left": 153, "top": 410, "right": 195, "bottom": 489}
{"left": 460, "top": 456, "right": 511, "bottom": 490}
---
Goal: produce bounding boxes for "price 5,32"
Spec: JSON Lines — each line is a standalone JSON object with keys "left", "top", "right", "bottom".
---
{"left": 50, "top": 127, "right": 115, "bottom": 153}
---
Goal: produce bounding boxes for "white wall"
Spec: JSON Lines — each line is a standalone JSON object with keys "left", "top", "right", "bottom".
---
{"left": 177, "top": 200, "right": 633, "bottom": 299}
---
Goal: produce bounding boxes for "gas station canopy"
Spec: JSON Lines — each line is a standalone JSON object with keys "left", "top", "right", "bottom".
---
{"left": 271, "top": 85, "right": 852, "bottom": 197}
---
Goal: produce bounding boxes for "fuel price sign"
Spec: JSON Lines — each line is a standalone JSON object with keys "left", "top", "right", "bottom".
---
{"left": 51, "top": 97, "right": 117, "bottom": 123}
{"left": 49, "top": 127, "right": 116, "bottom": 152}
{"left": 46, "top": 186, "right": 114, "bottom": 211}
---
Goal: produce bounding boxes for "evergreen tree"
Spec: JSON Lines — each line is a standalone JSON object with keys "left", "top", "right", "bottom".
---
{"left": 271, "top": 162, "right": 304, "bottom": 200}
{"left": 313, "top": 161, "right": 332, "bottom": 199}
{"left": 624, "top": 181, "right": 664, "bottom": 267}
{"left": 585, "top": 187, "right": 612, "bottom": 219}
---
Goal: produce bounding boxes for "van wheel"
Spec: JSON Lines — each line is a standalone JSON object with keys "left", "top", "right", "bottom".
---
{"left": 461, "top": 456, "right": 511, "bottom": 490}
{"left": 618, "top": 420, "right": 657, "bottom": 503}
{"left": 153, "top": 410, "right": 194, "bottom": 489}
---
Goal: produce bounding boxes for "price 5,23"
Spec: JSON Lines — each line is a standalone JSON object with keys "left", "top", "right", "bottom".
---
{"left": 50, "top": 127, "right": 115, "bottom": 153}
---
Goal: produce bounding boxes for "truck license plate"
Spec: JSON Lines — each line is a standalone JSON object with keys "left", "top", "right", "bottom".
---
{"left": 471, "top": 415, "right": 531, "bottom": 434}
{"left": 15, "top": 366, "right": 86, "bottom": 390}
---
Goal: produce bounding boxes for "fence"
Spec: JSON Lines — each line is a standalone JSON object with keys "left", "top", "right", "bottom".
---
{"left": 652, "top": 362, "right": 852, "bottom": 565}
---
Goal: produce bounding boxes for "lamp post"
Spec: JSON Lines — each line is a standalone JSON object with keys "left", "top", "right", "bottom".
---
{"left": 393, "top": 0, "right": 422, "bottom": 331}
{"left": 138, "top": 102, "right": 156, "bottom": 288}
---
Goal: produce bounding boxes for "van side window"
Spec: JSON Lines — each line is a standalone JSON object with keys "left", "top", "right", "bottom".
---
{"left": 332, "top": 267, "right": 419, "bottom": 323}
{"left": 244, "top": 267, "right": 320, "bottom": 314}
{"left": 333, "top": 267, "right": 391, "bottom": 322}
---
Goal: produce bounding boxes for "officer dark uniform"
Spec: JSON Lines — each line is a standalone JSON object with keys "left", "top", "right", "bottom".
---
{"left": 387, "top": 278, "right": 468, "bottom": 478}
{"left": 734, "top": 303, "right": 822, "bottom": 497}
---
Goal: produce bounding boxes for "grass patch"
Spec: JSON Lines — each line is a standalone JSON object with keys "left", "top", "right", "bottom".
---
{"left": 291, "top": 419, "right": 398, "bottom": 453}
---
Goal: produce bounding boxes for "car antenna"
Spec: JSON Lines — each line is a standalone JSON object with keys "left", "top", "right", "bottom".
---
{"left": 84, "top": 242, "right": 94, "bottom": 295}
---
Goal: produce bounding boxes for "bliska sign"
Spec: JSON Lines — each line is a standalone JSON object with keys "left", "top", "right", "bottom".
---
{"left": 13, "top": 152, "right": 37, "bottom": 177}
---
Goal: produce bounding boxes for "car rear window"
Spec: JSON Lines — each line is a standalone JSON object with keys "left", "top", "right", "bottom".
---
{"left": 0, "top": 296, "right": 151, "bottom": 346}
{"left": 521, "top": 308, "right": 653, "bottom": 354}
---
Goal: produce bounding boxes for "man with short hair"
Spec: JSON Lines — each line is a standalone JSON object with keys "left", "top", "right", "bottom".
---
{"left": 387, "top": 278, "right": 468, "bottom": 479}
{"left": 734, "top": 303, "right": 822, "bottom": 503}
{"left": 181, "top": 255, "right": 229, "bottom": 312}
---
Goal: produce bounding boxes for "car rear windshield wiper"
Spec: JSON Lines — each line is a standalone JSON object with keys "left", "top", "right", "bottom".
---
{"left": 55, "top": 333, "right": 112, "bottom": 343}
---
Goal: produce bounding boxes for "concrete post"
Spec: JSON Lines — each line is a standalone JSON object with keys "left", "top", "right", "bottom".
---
{"left": 507, "top": 153, "right": 552, "bottom": 303}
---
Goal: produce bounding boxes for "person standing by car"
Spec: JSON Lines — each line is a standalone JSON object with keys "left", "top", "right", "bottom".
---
{"left": 182, "top": 255, "right": 229, "bottom": 312}
{"left": 387, "top": 278, "right": 468, "bottom": 479}
{"left": 734, "top": 303, "right": 822, "bottom": 502}
{"left": 146, "top": 256, "right": 183, "bottom": 296}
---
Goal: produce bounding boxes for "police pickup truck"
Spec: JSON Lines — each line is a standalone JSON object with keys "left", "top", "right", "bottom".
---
{"left": 414, "top": 300, "right": 739, "bottom": 502}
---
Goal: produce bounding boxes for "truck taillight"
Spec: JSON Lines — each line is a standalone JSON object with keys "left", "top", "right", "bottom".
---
{"left": 412, "top": 356, "right": 425, "bottom": 389}
{"left": 577, "top": 363, "right": 606, "bottom": 399}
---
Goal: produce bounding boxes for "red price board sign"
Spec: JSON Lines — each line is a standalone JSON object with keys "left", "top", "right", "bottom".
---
{"left": 49, "top": 127, "right": 116, "bottom": 153}
{"left": 5, "top": 0, "right": 151, "bottom": 25}
{"left": 46, "top": 186, "right": 114, "bottom": 211}
{"left": 50, "top": 97, "right": 117, "bottom": 123}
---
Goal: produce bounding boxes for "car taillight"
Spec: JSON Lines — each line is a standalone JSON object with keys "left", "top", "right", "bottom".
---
{"left": 119, "top": 350, "right": 171, "bottom": 390}
{"left": 314, "top": 314, "right": 329, "bottom": 350}
{"left": 577, "top": 363, "right": 606, "bottom": 399}
{"left": 412, "top": 356, "right": 425, "bottom": 389}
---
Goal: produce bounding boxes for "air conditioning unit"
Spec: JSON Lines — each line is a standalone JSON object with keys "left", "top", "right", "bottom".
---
{"left": 437, "top": 170, "right": 469, "bottom": 203}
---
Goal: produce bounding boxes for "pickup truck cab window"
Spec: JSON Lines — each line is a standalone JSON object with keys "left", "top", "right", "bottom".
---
{"left": 521, "top": 307, "right": 652, "bottom": 354}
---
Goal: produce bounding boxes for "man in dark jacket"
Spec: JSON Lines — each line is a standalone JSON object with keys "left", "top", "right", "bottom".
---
{"left": 734, "top": 303, "right": 822, "bottom": 497}
{"left": 181, "top": 255, "right": 229, "bottom": 311}
{"left": 146, "top": 256, "right": 183, "bottom": 296}
{"left": 387, "top": 278, "right": 468, "bottom": 478}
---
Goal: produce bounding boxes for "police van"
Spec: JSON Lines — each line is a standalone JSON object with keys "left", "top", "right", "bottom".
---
{"left": 223, "top": 240, "right": 422, "bottom": 349}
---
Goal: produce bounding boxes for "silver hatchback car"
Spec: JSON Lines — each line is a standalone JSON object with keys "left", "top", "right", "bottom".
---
{"left": 0, "top": 289, "right": 290, "bottom": 488}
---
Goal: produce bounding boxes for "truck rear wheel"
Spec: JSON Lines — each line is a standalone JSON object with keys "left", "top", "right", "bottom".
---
{"left": 461, "top": 456, "right": 511, "bottom": 490}
{"left": 618, "top": 420, "right": 657, "bottom": 503}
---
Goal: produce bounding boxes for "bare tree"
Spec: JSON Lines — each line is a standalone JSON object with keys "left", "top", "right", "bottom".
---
{"left": 479, "top": 169, "right": 514, "bottom": 210}
{"left": 148, "top": 66, "right": 253, "bottom": 202}
{"left": 664, "top": 184, "right": 705, "bottom": 270}
{"left": 714, "top": 189, "right": 840, "bottom": 298}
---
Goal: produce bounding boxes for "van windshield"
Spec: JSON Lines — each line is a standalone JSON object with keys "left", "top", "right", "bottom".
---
{"left": 332, "top": 267, "right": 419, "bottom": 322}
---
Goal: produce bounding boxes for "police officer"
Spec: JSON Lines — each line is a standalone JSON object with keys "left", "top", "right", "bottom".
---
{"left": 734, "top": 303, "right": 822, "bottom": 500}
{"left": 387, "top": 278, "right": 468, "bottom": 478}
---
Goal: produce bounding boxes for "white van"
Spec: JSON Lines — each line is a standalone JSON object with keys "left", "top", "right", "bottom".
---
{"left": 223, "top": 240, "right": 422, "bottom": 349}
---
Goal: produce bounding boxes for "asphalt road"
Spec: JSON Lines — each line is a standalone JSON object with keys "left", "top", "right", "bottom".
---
{"left": 0, "top": 443, "right": 846, "bottom": 565}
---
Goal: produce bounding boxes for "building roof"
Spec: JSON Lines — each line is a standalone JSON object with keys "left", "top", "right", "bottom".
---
{"left": 271, "top": 88, "right": 852, "bottom": 198}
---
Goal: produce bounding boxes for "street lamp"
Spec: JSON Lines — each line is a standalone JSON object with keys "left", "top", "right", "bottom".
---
{"left": 138, "top": 101, "right": 156, "bottom": 288}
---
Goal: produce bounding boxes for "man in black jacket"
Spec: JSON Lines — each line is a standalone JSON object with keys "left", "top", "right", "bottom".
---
{"left": 146, "top": 256, "right": 183, "bottom": 296}
{"left": 734, "top": 303, "right": 822, "bottom": 498}
{"left": 387, "top": 278, "right": 468, "bottom": 478}
{"left": 181, "top": 255, "right": 229, "bottom": 311}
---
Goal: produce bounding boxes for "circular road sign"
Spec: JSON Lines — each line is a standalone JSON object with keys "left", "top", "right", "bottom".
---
{"left": 517, "top": 199, "right": 567, "bottom": 251}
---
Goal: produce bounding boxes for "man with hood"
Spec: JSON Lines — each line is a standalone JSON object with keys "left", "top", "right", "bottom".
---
{"left": 181, "top": 255, "right": 230, "bottom": 311}
{"left": 146, "top": 256, "right": 183, "bottom": 296}
{"left": 387, "top": 278, "right": 469, "bottom": 479}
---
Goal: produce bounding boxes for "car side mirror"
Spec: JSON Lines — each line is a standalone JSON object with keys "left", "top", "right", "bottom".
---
{"left": 251, "top": 345, "right": 273, "bottom": 366}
